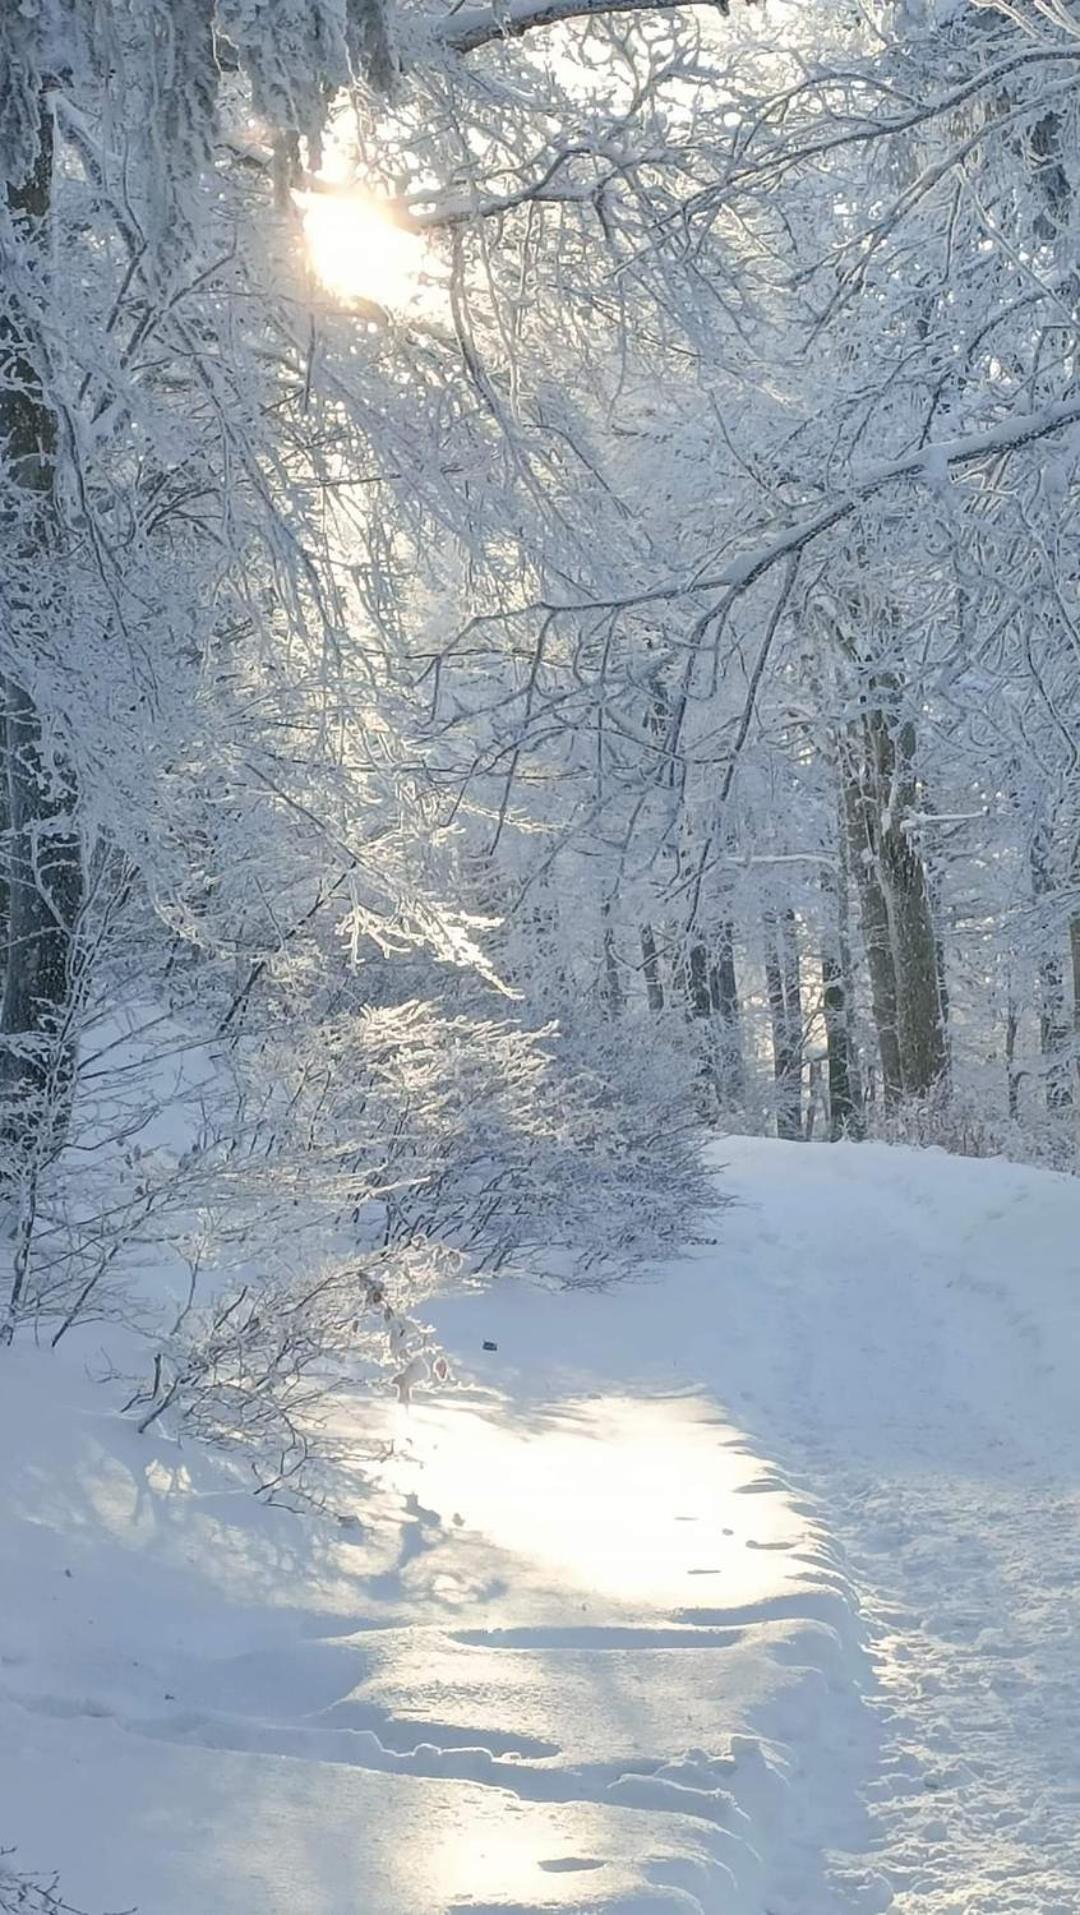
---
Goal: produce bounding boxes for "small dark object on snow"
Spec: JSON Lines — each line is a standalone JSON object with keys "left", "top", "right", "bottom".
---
{"left": 482, "top": 1340, "right": 498, "bottom": 1352}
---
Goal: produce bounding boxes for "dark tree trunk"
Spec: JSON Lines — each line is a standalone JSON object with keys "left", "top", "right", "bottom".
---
{"left": 1031, "top": 826, "right": 1072, "bottom": 1112}
{"left": 884, "top": 827, "right": 948, "bottom": 1100}
{"left": 709, "top": 919, "right": 743, "bottom": 1103}
{"left": 780, "top": 906, "right": 803, "bottom": 1093}
{"left": 842, "top": 737, "right": 903, "bottom": 1108}
{"left": 834, "top": 825, "right": 864, "bottom": 1123}
{"left": 686, "top": 941, "right": 711, "bottom": 1020}
{"left": 867, "top": 709, "right": 947, "bottom": 1099}
{"left": 600, "top": 920, "right": 623, "bottom": 1018}
{"left": 1070, "top": 914, "right": 1080, "bottom": 1103}
{"left": 935, "top": 926, "right": 950, "bottom": 1056}
{"left": 765, "top": 910, "right": 802, "bottom": 1140}
{"left": 640, "top": 923, "right": 664, "bottom": 1012}
{"left": 841, "top": 701, "right": 946, "bottom": 1106}
{"left": 1005, "top": 991, "right": 1020, "bottom": 1122}
{"left": 0, "top": 95, "right": 84, "bottom": 1163}
{"left": 821, "top": 852, "right": 863, "bottom": 1141}
{"left": 921, "top": 797, "right": 952, "bottom": 1070}
{"left": 1039, "top": 950, "right": 1072, "bottom": 1112}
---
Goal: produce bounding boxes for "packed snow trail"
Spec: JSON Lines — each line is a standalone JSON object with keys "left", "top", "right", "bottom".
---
{"left": 3, "top": 1138, "right": 1080, "bottom": 1912}
{"left": 701, "top": 1139, "right": 1080, "bottom": 1915}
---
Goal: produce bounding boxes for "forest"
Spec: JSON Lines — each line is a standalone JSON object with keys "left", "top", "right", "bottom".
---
{"left": 3, "top": 2, "right": 1080, "bottom": 1910}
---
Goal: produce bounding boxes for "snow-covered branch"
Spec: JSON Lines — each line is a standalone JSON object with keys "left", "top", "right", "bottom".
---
{"left": 701, "top": 395, "right": 1080, "bottom": 604}
{"left": 436, "top": 0, "right": 728, "bottom": 55}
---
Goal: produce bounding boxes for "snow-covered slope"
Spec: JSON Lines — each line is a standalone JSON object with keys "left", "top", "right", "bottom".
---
{"left": 3, "top": 1138, "right": 1079, "bottom": 1913}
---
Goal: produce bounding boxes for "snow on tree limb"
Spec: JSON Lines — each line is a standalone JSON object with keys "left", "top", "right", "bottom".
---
{"left": 436, "top": 0, "right": 728, "bottom": 55}
{"left": 705, "top": 396, "right": 1080, "bottom": 601}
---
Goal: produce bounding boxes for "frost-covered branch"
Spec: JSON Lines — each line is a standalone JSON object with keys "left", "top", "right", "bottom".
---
{"left": 436, "top": 0, "right": 730, "bottom": 55}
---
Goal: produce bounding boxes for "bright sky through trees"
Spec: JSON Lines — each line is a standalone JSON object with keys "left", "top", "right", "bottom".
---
{"left": 299, "top": 187, "right": 428, "bottom": 306}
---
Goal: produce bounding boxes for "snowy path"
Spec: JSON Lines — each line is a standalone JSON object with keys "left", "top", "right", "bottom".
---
{"left": 709, "top": 1139, "right": 1080, "bottom": 1915}
{"left": 3, "top": 1138, "right": 1080, "bottom": 1912}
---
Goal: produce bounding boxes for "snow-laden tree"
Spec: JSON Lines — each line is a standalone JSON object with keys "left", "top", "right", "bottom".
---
{"left": 1, "top": 0, "right": 733, "bottom": 1398}
{"left": 521, "top": 0, "right": 1080, "bottom": 1146}
{"left": 8, "top": 0, "right": 1080, "bottom": 1394}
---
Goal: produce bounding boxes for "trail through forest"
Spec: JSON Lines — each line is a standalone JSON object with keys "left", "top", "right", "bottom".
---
{"left": 3, "top": 1138, "right": 1080, "bottom": 1913}
{"left": 706, "top": 1140, "right": 1080, "bottom": 1915}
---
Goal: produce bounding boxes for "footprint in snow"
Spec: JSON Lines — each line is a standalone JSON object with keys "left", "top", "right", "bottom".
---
{"left": 538, "top": 1859, "right": 607, "bottom": 1874}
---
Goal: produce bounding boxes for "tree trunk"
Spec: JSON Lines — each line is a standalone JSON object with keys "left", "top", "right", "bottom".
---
{"left": 765, "top": 910, "right": 802, "bottom": 1140}
{"left": 842, "top": 704, "right": 945, "bottom": 1105}
{"left": 1070, "top": 914, "right": 1080, "bottom": 1103}
{"left": 709, "top": 919, "right": 743, "bottom": 1103}
{"left": 867, "top": 709, "right": 947, "bottom": 1099}
{"left": 805, "top": 1055, "right": 825, "bottom": 1141}
{"left": 882, "top": 828, "right": 947, "bottom": 1099}
{"left": 1031, "top": 826, "right": 1072, "bottom": 1112}
{"left": 1039, "top": 949, "right": 1072, "bottom": 1112}
{"left": 640, "top": 923, "right": 664, "bottom": 1012}
{"left": 0, "top": 95, "right": 84, "bottom": 1163}
{"left": 1005, "top": 990, "right": 1020, "bottom": 1121}
{"left": 780, "top": 906, "right": 803, "bottom": 1095}
{"left": 0, "top": 704, "right": 8, "bottom": 950}
{"left": 922, "top": 797, "right": 951, "bottom": 1070}
{"left": 600, "top": 919, "right": 623, "bottom": 1017}
{"left": 834, "top": 823, "right": 864, "bottom": 1123}
{"left": 841, "top": 735, "right": 903, "bottom": 1108}
{"left": 685, "top": 940, "right": 711, "bottom": 1020}
{"left": 821, "top": 856, "right": 863, "bottom": 1141}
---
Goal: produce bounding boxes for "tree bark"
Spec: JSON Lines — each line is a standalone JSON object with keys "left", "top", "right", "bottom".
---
{"left": 780, "top": 906, "right": 803, "bottom": 1098}
{"left": 821, "top": 845, "right": 863, "bottom": 1140}
{"left": 685, "top": 941, "right": 711, "bottom": 1020}
{"left": 640, "top": 923, "right": 664, "bottom": 1012}
{"left": 841, "top": 736, "right": 903, "bottom": 1107}
{"left": 1070, "top": 914, "right": 1080, "bottom": 1103}
{"left": 600, "top": 917, "right": 623, "bottom": 1017}
{"left": 709, "top": 918, "right": 743, "bottom": 1103}
{"left": 867, "top": 709, "right": 947, "bottom": 1099}
{"left": 1005, "top": 990, "right": 1020, "bottom": 1122}
{"left": 1038, "top": 948, "right": 1071, "bottom": 1111}
{"left": 841, "top": 702, "right": 946, "bottom": 1105}
{"left": 0, "top": 94, "right": 84, "bottom": 1162}
{"left": 765, "top": 909, "right": 802, "bottom": 1140}
{"left": 1031, "top": 825, "right": 1072, "bottom": 1112}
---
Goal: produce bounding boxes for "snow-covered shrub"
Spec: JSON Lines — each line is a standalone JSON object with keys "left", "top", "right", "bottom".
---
{"left": 112, "top": 974, "right": 706, "bottom": 1474}
{"left": 867, "top": 1088, "right": 1080, "bottom": 1175}
{"left": 0, "top": 879, "right": 709, "bottom": 1490}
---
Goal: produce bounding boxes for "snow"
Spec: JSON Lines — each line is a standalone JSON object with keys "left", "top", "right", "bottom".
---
{"left": 4, "top": 1137, "right": 1080, "bottom": 1912}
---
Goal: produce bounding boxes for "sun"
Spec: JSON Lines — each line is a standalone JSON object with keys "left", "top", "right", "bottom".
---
{"left": 299, "top": 190, "right": 426, "bottom": 309}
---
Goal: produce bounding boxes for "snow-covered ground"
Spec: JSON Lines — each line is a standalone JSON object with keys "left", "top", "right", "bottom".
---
{"left": 3, "top": 1137, "right": 1080, "bottom": 1913}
